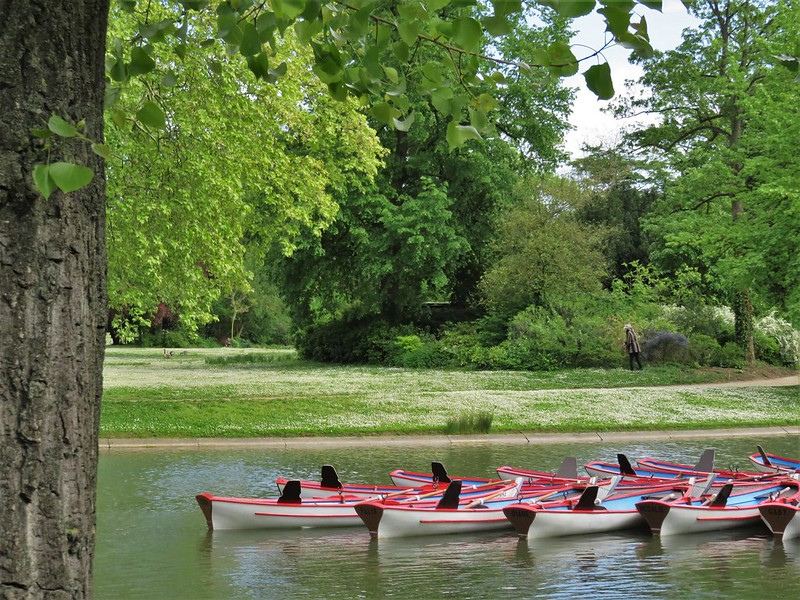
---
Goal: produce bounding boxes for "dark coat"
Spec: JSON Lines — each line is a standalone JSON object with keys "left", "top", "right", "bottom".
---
{"left": 624, "top": 326, "right": 640, "bottom": 354}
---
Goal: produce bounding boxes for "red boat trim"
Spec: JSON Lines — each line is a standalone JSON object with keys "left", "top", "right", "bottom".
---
{"left": 253, "top": 511, "right": 354, "bottom": 518}
{"left": 418, "top": 517, "right": 507, "bottom": 524}
{"left": 695, "top": 514, "right": 758, "bottom": 521}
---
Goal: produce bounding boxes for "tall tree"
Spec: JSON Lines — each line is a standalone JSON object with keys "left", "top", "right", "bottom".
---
{"left": 1, "top": 1, "right": 108, "bottom": 595}
{"left": 479, "top": 176, "right": 609, "bottom": 316}
{"left": 106, "top": 6, "right": 383, "bottom": 341}
{"left": 1, "top": 1, "right": 674, "bottom": 595}
{"left": 615, "top": 0, "right": 800, "bottom": 360}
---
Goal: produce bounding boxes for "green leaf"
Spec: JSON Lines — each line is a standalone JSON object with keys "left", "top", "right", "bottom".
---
{"left": 48, "top": 115, "right": 77, "bottom": 138}
{"left": 392, "top": 40, "right": 410, "bottom": 63}
{"left": 482, "top": 15, "right": 513, "bottom": 37}
{"left": 547, "top": 41, "right": 578, "bottom": 76}
{"left": 397, "top": 21, "right": 419, "bottom": 46}
{"left": 136, "top": 101, "right": 167, "bottom": 129}
{"left": 91, "top": 143, "right": 111, "bottom": 159}
{"left": 33, "top": 165, "right": 57, "bottom": 199}
{"left": 638, "top": 1, "right": 662, "bottom": 10}
{"left": 392, "top": 112, "right": 415, "bottom": 132}
{"left": 32, "top": 128, "right": 52, "bottom": 139}
{"left": 452, "top": 17, "right": 482, "bottom": 53}
{"left": 128, "top": 46, "right": 156, "bottom": 76}
{"left": 273, "top": 0, "right": 306, "bottom": 20}
{"left": 583, "top": 62, "right": 614, "bottom": 99}
{"left": 491, "top": 0, "right": 522, "bottom": 16}
{"left": 599, "top": 4, "right": 632, "bottom": 38}
{"left": 240, "top": 21, "right": 262, "bottom": 56}
{"left": 446, "top": 121, "right": 482, "bottom": 151}
{"left": 48, "top": 162, "right": 94, "bottom": 194}
{"left": 371, "top": 102, "right": 399, "bottom": 125}
{"left": 295, "top": 18, "right": 322, "bottom": 44}
{"left": 161, "top": 71, "right": 178, "bottom": 87}
{"left": 549, "top": 0, "right": 596, "bottom": 18}
{"left": 247, "top": 52, "right": 271, "bottom": 80}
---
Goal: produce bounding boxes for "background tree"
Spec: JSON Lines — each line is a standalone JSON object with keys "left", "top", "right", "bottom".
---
{"left": 479, "top": 175, "right": 610, "bottom": 317}
{"left": 572, "top": 146, "right": 659, "bottom": 283}
{"left": 106, "top": 6, "right": 383, "bottom": 342}
{"left": 616, "top": 0, "right": 800, "bottom": 361}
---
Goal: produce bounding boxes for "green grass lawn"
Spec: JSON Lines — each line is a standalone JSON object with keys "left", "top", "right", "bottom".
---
{"left": 101, "top": 346, "right": 799, "bottom": 438}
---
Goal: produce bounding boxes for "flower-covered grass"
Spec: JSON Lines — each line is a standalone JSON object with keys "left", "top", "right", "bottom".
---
{"left": 100, "top": 347, "right": 799, "bottom": 438}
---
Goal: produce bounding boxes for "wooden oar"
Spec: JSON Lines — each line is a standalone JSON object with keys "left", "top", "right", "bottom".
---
{"left": 383, "top": 478, "right": 505, "bottom": 501}
{"left": 463, "top": 479, "right": 522, "bottom": 509}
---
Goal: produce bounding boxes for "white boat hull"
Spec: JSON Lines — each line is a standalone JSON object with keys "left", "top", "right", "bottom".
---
{"left": 355, "top": 502, "right": 512, "bottom": 538}
{"left": 503, "top": 505, "right": 644, "bottom": 538}
{"left": 637, "top": 502, "right": 762, "bottom": 536}
{"left": 196, "top": 493, "right": 362, "bottom": 530}
{"left": 759, "top": 502, "right": 800, "bottom": 540}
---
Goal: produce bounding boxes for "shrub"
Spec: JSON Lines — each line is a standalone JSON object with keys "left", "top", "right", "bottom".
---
{"left": 687, "top": 333, "right": 721, "bottom": 366}
{"left": 712, "top": 342, "right": 746, "bottom": 369}
{"left": 756, "top": 312, "right": 799, "bottom": 366}
{"left": 642, "top": 330, "right": 690, "bottom": 365}
{"left": 296, "top": 316, "right": 395, "bottom": 363}
{"left": 392, "top": 334, "right": 449, "bottom": 368}
{"left": 444, "top": 411, "right": 493, "bottom": 435}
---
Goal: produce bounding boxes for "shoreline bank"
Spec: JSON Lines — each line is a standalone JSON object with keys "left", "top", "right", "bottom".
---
{"left": 100, "top": 424, "right": 800, "bottom": 451}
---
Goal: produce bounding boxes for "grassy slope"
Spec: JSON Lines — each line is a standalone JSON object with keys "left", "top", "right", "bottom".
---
{"left": 101, "top": 347, "right": 799, "bottom": 438}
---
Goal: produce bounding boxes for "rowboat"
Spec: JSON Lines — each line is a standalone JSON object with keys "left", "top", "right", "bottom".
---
{"left": 389, "top": 462, "right": 495, "bottom": 488}
{"left": 496, "top": 457, "right": 593, "bottom": 485}
{"left": 276, "top": 465, "right": 423, "bottom": 500}
{"left": 637, "top": 448, "right": 781, "bottom": 481}
{"left": 748, "top": 445, "right": 800, "bottom": 474}
{"left": 758, "top": 478, "right": 800, "bottom": 540}
{"left": 354, "top": 478, "right": 587, "bottom": 538}
{"left": 197, "top": 478, "right": 519, "bottom": 531}
{"left": 196, "top": 481, "right": 366, "bottom": 530}
{"left": 636, "top": 479, "right": 798, "bottom": 536}
{"left": 585, "top": 453, "right": 746, "bottom": 482}
{"left": 503, "top": 479, "right": 696, "bottom": 539}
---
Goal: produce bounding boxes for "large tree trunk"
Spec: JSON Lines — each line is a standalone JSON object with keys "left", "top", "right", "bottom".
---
{"left": 1, "top": 1, "right": 109, "bottom": 597}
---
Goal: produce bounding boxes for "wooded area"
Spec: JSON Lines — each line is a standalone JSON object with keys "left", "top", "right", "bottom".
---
{"left": 1, "top": 0, "right": 797, "bottom": 597}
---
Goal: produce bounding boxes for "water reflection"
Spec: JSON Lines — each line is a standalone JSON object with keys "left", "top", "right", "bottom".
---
{"left": 95, "top": 436, "right": 800, "bottom": 599}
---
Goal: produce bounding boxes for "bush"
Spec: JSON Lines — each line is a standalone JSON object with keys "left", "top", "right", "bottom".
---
{"left": 756, "top": 312, "right": 800, "bottom": 366}
{"left": 642, "top": 330, "right": 690, "bottom": 365}
{"left": 659, "top": 304, "right": 735, "bottom": 345}
{"left": 392, "top": 334, "right": 450, "bottom": 368}
{"left": 444, "top": 411, "right": 493, "bottom": 435}
{"left": 296, "top": 316, "right": 394, "bottom": 363}
{"left": 712, "top": 342, "right": 746, "bottom": 369}
{"left": 687, "top": 333, "right": 721, "bottom": 366}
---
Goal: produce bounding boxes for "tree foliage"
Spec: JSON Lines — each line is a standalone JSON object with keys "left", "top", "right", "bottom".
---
{"left": 615, "top": 0, "right": 800, "bottom": 352}
{"left": 479, "top": 176, "right": 610, "bottom": 316}
{"left": 105, "top": 5, "right": 384, "bottom": 339}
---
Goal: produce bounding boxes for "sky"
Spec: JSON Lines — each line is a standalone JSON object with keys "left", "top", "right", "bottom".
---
{"left": 563, "top": 0, "right": 701, "bottom": 158}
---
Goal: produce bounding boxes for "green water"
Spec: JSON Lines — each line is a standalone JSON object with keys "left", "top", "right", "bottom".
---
{"left": 94, "top": 435, "right": 800, "bottom": 599}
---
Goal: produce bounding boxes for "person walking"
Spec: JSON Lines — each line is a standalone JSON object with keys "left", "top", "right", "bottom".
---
{"left": 624, "top": 323, "right": 643, "bottom": 370}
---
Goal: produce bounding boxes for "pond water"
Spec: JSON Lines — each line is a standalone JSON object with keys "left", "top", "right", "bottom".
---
{"left": 94, "top": 435, "right": 800, "bottom": 599}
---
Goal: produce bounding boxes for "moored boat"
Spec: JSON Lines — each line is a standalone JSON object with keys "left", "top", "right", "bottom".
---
{"left": 198, "top": 478, "right": 519, "bottom": 531}
{"left": 354, "top": 478, "right": 582, "bottom": 539}
{"left": 503, "top": 480, "right": 693, "bottom": 539}
{"left": 585, "top": 453, "right": 749, "bottom": 482}
{"left": 636, "top": 479, "right": 798, "bottom": 536}
{"left": 389, "top": 462, "right": 496, "bottom": 488}
{"left": 196, "top": 481, "right": 366, "bottom": 530}
{"left": 276, "top": 465, "right": 421, "bottom": 500}
{"left": 758, "top": 479, "right": 800, "bottom": 540}
{"left": 748, "top": 445, "right": 800, "bottom": 474}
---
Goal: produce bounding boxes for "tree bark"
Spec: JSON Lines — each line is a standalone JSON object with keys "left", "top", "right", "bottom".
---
{"left": 1, "top": 1, "right": 109, "bottom": 597}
